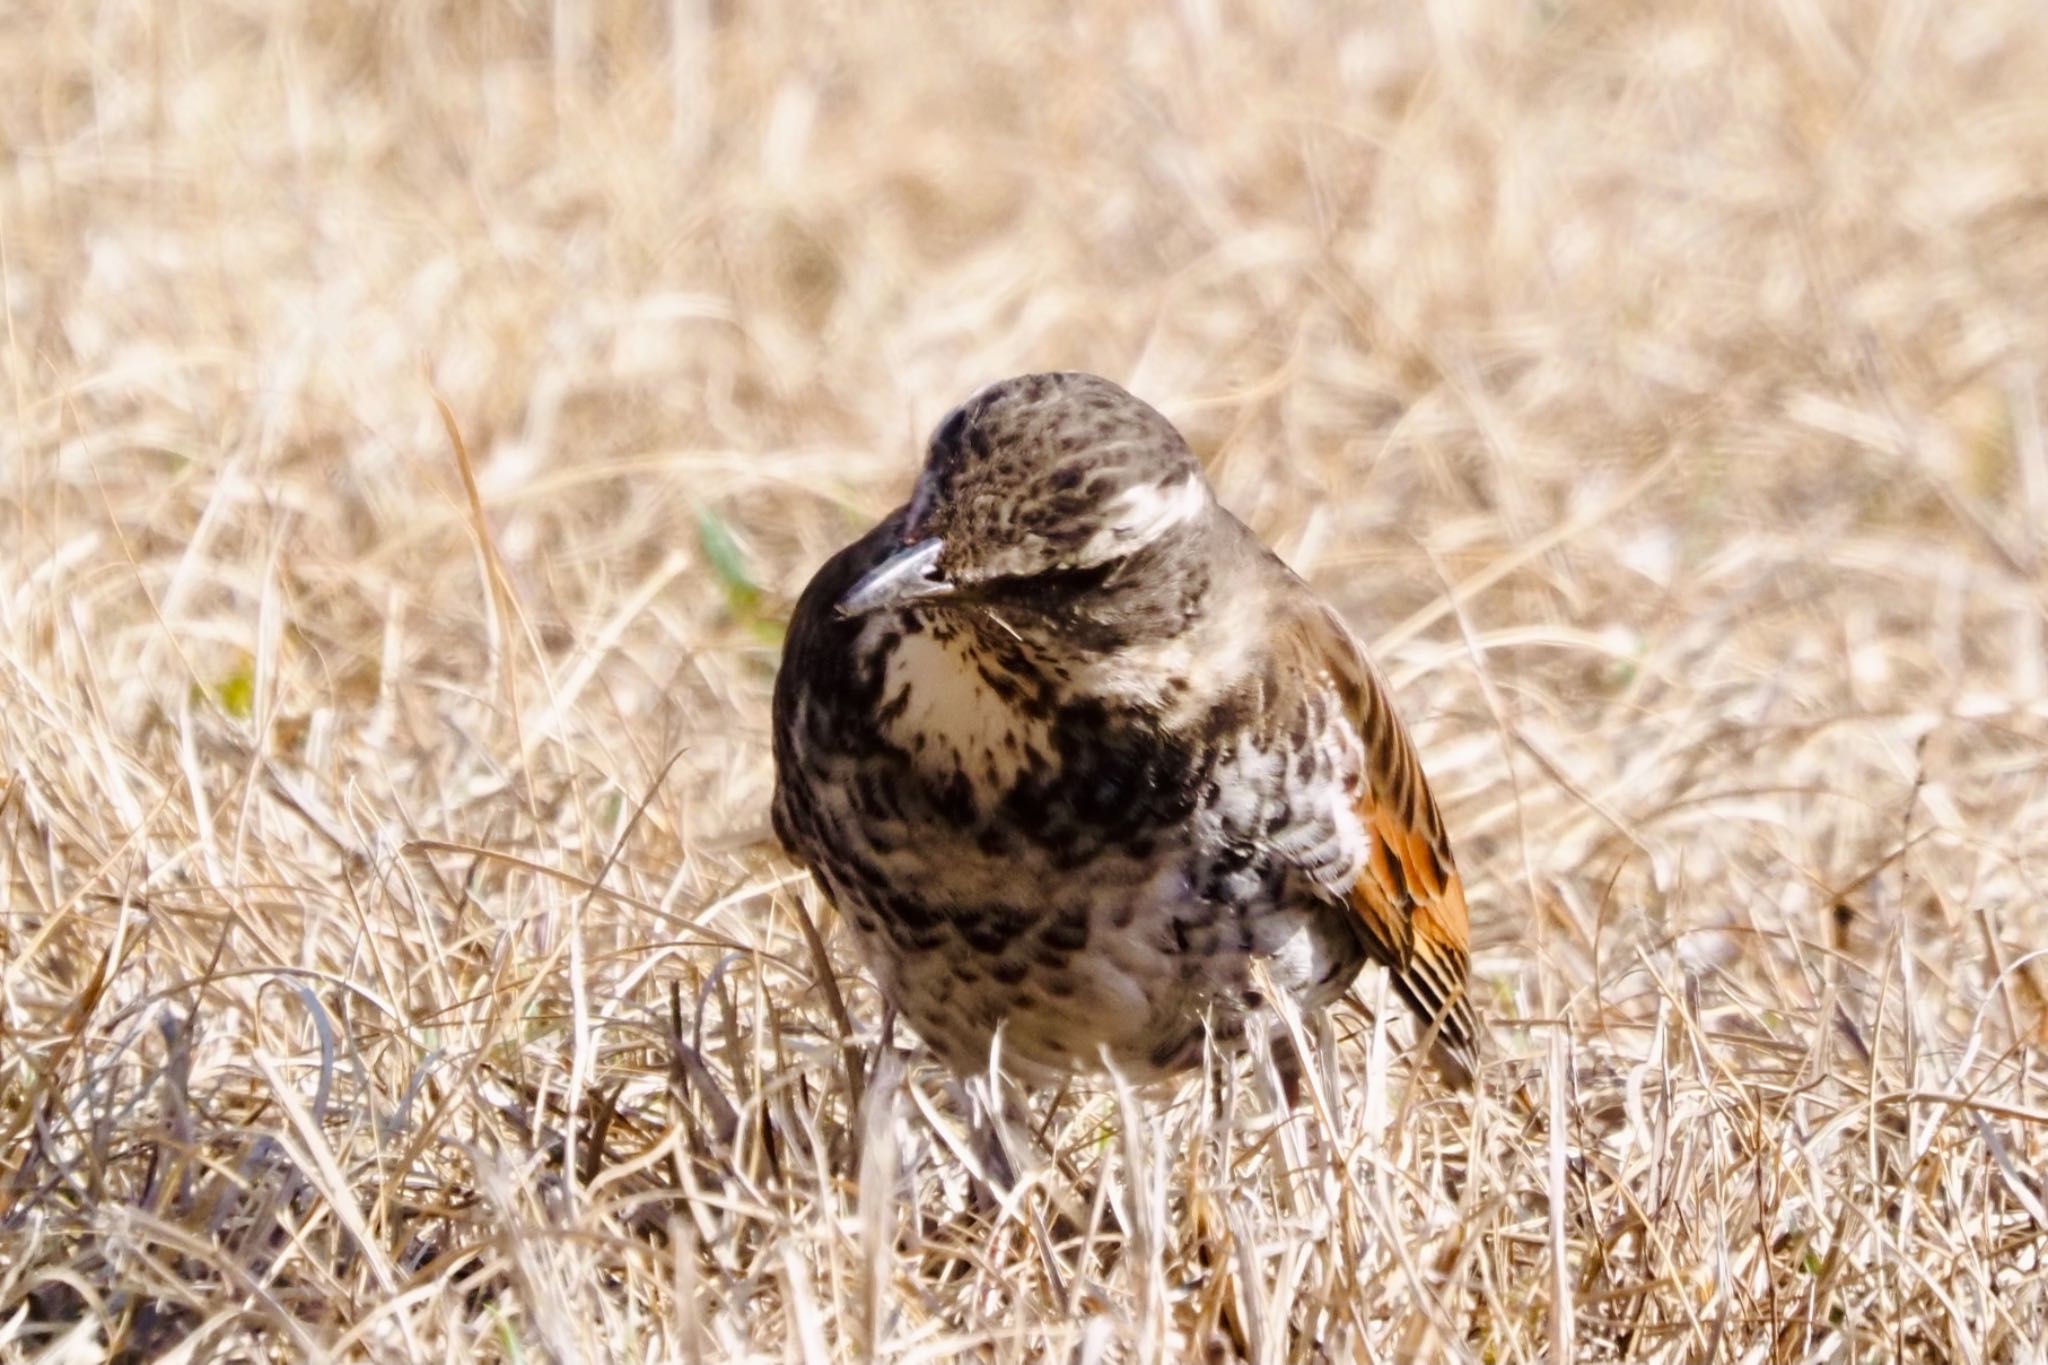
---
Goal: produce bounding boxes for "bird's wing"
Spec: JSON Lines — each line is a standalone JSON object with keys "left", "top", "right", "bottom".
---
{"left": 1300, "top": 603, "right": 1478, "bottom": 1087}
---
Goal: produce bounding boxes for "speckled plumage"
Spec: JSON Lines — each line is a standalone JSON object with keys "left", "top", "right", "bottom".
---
{"left": 772, "top": 373, "right": 1477, "bottom": 1086}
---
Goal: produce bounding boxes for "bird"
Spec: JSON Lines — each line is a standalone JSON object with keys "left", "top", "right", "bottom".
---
{"left": 771, "top": 372, "right": 1476, "bottom": 1092}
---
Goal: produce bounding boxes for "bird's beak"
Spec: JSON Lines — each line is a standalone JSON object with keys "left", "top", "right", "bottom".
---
{"left": 836, "top": 538, "right": 956, "bottom": 618}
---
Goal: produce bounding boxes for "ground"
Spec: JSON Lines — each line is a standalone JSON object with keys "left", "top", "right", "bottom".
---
{"left": 4, "top": 2, "right": 2048, "bottom": 1361}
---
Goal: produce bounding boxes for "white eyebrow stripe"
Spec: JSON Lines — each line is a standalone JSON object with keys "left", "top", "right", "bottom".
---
{"left": 1108, "top": 474, "right": 1208, "bottom": 541}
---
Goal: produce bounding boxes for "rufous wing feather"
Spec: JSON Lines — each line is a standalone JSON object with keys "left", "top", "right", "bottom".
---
{"left": 1318, "top": 609, "right": 1479, "bottom": 1087}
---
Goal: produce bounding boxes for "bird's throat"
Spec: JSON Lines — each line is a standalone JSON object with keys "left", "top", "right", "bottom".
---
{"left": 867, "top": 615, "right": 1058, "bottom": 797}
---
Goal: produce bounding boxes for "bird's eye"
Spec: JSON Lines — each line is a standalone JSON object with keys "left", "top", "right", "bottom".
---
{"left": 984, "top": 559, "right": 1117, "bottom": 606}
{"left": 1027, "top": 561, "right": 1117, "bottom": 593}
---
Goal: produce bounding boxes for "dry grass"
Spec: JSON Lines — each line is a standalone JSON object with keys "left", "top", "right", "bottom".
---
{"left": 5, "top": 1, "right": 2048, "bottom": 1360}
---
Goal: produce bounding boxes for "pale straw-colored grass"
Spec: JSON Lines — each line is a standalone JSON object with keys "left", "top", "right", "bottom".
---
{"left": 4, "top": 1, "right": 2048, "bottom": 1360}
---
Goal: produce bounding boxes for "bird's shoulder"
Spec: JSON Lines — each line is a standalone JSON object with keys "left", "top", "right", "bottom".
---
{"left": 780, "top": 507, "right": 911, "bottom": 671}
{"left": 772, "top": 507, "right": 912, "bottom": 845}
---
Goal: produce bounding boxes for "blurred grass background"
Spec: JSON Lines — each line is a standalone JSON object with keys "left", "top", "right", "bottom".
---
{"left": 5, "top": 1, "right": 2048, "bottom": 1360}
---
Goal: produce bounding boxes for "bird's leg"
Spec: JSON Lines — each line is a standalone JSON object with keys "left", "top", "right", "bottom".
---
{"left": 961, "top": 1071, "right": 1025, "bottom": 1197}
{"left": 1261, "top": 1021, "right": 1307, "bottom": 1111}
{"left": 1264, "top": 1004, "right": 1344, "bottom": 1115}
{"left": 1245, "top": 970, "right": 1316, "bottom": 1115}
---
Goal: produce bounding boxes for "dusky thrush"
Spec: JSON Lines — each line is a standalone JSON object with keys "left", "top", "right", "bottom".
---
{"left": 772, "top": 372, "right": 1477, "bottom": 1088}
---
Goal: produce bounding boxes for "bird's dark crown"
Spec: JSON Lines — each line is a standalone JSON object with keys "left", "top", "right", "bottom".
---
{"left": 909, "top": 371, "right": 1204, "bottom": 575}
{"left": 835, "top": 373, "right": 1220, "bottom": 632}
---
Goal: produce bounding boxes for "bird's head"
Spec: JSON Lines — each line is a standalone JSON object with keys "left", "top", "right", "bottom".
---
{"left": 837, "top": 373, "right": 1219, "bottom": 642}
